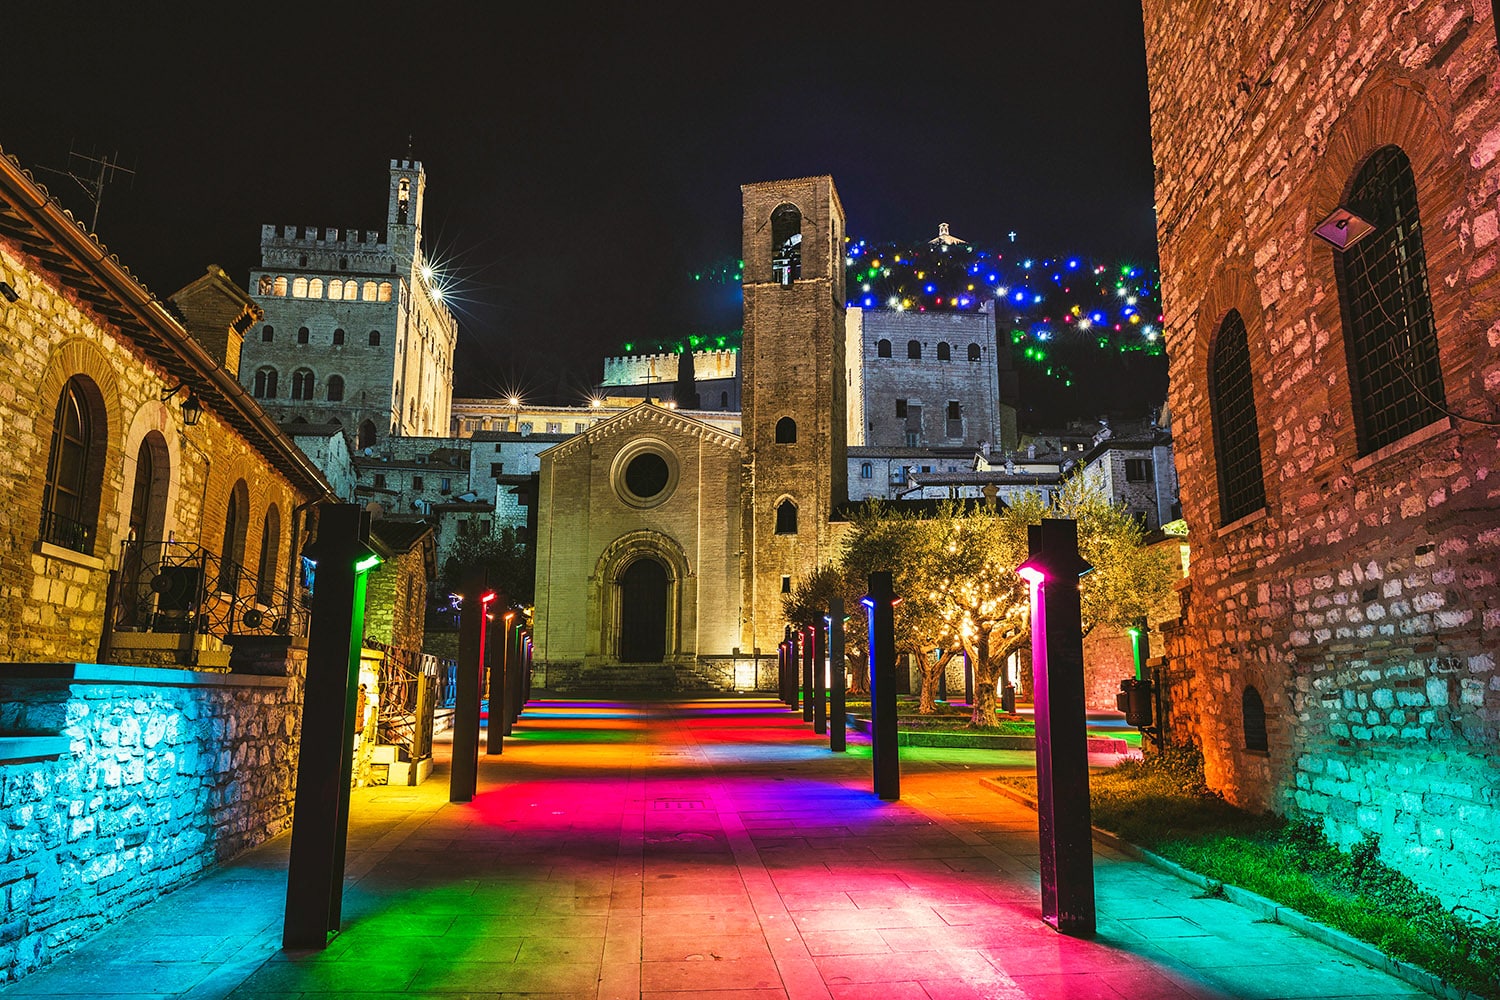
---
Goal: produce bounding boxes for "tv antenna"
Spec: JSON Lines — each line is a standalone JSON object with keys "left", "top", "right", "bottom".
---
{"left": 37, "top": 145, "right": 135, "bottom": 233}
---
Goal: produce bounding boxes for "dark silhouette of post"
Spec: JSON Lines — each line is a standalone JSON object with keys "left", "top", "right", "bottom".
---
{"left": 937, "top": 656, "right": 948, "bottom": 702}
{"left": 1018, "top": 518, "right": 1096, "bottom": 937}
{"left": 812, "top": 618, "right": 827, "bottom": 735}
{"left": 485, "top": 611, "right": 505, "bottom": 756}
{"left": 450, "top": 573, "right": 493, "bottom": 802}
{"left": 787, "top": 628, "right": 800, "bottom": 713}
{"left": 828, "top": 598, "right": 846, "bottom": 752}
{"left": 866, "top": 571, "right": 899, "bottom": 801}
{"left": 964, "top": 651, "right": 974, "bottom": 705}
{"left": 507, "top": 612, "right": 524, "bottom": 727}
{"left": 283, "top": 504, "right": 376, "bottom": 949}
{"left": 801, "top": 625, "right": 815, "bottom": 723}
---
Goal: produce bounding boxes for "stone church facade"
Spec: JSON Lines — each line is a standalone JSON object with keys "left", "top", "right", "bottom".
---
{"left": 1142, "top": 1, "right": 1500, "bottom": 917}
{"left": 533, "top": 177, "right": 849, "bottom": 674}
{"left": 240, "top": 160, "right": 458, "bottom": 450}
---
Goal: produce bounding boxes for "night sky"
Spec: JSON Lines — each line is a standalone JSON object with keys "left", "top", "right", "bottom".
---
{"left": 4, "top": 4, "right": 1159, "bottom": 411}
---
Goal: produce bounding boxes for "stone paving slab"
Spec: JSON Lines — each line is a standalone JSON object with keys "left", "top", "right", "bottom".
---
{"left": 0, "top": 697, "right": 1437, "bottom": 999}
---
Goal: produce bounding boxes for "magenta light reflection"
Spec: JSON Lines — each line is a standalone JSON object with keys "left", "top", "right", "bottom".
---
{"left": 1017, "top": 565, "right": 1047, "bottom": 586}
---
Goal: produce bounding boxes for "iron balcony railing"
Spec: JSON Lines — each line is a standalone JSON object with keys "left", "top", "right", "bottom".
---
{"left": 114, "top": 538, "right": 310, "bottom": 643}
{"left": 40, "top": 508, "right": 95, "bottom": 554}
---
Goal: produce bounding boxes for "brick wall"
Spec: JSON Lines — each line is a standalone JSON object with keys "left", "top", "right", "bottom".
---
{"left": 1142, "top": 0, "right": 1500, "bottom": 918}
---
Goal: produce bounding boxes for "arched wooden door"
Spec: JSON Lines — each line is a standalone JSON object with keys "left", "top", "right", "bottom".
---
{"left": 618, "top": 558, "right": 668, "bottom": 662}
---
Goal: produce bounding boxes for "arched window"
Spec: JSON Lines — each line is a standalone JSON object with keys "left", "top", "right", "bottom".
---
{"left": 256, "top": 504, "right": 280, "bottom": 604}
{"left": 308, "top": 278, "right": 324, "bottom": 299}
{"left": 368, "top": 330, "right": 381, "bottom": 346}
{"left": 258, "top": 275, "right": 274, "bottom": 295}
{"left": 41, "top": 376, "right": 104, "bottom": 553}
{"left": 291, "top": 368, "right": 315, "bottom": 400}
{"left": 1210, "top": 310, "right": 1266, "bottom": 524}
{"left": 362, "top": 280, "right": 378, "bottom": 302}
{"left": 877, "top": 339, "right": 891, "bottom": 358}
{"left": 291, "top": 277, "right": 308, "bottom": 298}
{"left": 1242, "top": 686, "right": 1268, "bottom": 753}
{"left": 259, "top": 326, "right": 273, "bottom": 344}
{"left": 775, "top": 499, "right": 798, "bottom": 534}
{"left": 272, "top": 276, "right": 288, "bottom": 297}
{"left": 220, "top": 479, "right": 249, "bottom": 592}
{"left": 1335, "top": 145, "right": 1445, "bottom": 454}
{"left": 907, "top": 340, "right": 922, "bottom": 360}
{"left": 343, "top": 281, "right": 359, "bottom": 301}
{"left": 771, "top": 203, "right": 802, "bottom": 284}
{"left": 860, "top": 462, "right": 873, "bottom": 479}
{"left": 332, "top": 328, "right": 345, "bottom": 345}
{"left": 328, "top": 279, "right": 343, "bottom": 300}
{"left": 327, "top": 375, "right": 345, "bottom": 402}
{"left": 397, "top": 178, "right": 411, "bottom": 224}
{"left": 358, "top": 419, "right": 377, "bottom": 450}
{"left": 937, "top": 341, "right": 951, "bottom": 361}
{"left": 967, "top": 343, "right": 981, "bottom": 361}
{"left": 775, "top": 416, "right": 797, "bottom": 443}
{"left": 378, "top": 281, "right": 393, "bottom": 302}
{"left": 253, "top": 367, "right": 278, "bottom": 398}
{"left": 297, "top": 326, "right": 309, "bottom": 345}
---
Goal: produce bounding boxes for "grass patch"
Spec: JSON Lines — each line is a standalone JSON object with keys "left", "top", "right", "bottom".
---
{"left": 842, "top": 698, "right": 1032, "bottom": 734}
{"left": 997, "top": 746, "right": 1500, "bottom": 999}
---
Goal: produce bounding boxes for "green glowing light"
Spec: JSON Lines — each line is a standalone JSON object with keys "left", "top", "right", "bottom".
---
{"left": 355, "top": 554, "right": 382, "bottom": 574}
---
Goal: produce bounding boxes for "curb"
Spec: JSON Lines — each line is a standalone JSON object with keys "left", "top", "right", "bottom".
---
{"left": 846, "top": 715, "right": 1131, "bottom": 753}
{"left": 978, "top": 777, "right": 1485, "bottom": 1000}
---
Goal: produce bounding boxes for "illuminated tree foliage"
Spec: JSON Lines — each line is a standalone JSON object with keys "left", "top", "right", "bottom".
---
{"left": 824, "top": 482, "right": 1177, "bottom": 727}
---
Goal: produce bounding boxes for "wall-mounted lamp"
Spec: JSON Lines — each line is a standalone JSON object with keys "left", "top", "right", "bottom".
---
{"left": 0, "top": 281, "right": 20, "bottom": 303}
{"left": 162, "top": 382, "right": 204, "bottom": 426}
{"left": 1312, "top": 206, "right": 1376, "bottom": 251}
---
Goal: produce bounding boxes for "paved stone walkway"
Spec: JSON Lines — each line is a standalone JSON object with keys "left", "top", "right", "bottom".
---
{"left": 2, "top": 697, "right": 1426, "bottom": 999}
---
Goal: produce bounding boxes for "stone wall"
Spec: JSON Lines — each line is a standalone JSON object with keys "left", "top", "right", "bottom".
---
{"left": 1141, "top": 0, "right": 1500, "bottom": 918}
{"left": 0, "top": 662, "right": 304, "bottom": 982}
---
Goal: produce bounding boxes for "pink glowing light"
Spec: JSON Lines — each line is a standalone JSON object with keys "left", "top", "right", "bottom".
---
{"left": 1017, "top": 565, "right": 1047, "bottom": 586}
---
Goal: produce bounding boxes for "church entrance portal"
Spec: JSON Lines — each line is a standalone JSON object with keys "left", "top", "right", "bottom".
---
{"left": 618, "top": 557, "right": 668, "bottom": 662}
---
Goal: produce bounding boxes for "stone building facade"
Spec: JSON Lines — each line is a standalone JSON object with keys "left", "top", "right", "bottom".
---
{"left": 240, "top": 160, "right": 457, "bottom": 449}
{"left": 0, "top": 148, "right": 331, "bottom": 979}
{"left": 1142, "top": 1, "right": 1500, "bottom": 917}
{"left": 600, "top": 349, "right": 741, "bottom": 411}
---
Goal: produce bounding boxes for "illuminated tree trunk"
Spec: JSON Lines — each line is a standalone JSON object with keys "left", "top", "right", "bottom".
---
{"left": 914, "top": 646, "right": 957, "bottom": 714}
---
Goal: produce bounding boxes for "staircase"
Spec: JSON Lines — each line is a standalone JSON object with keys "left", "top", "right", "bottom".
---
{"left": 541, "top": 660, "right": 737, "bottom": 697}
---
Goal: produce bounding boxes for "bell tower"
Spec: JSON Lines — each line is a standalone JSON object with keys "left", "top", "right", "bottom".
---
{"left": 387, "top": 159, "right": 425, "bottom": 265}
{"left": 740, "top": 176, "right": 847, "bottom": 652}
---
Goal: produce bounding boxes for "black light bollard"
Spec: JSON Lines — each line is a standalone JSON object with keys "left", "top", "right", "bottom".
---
{"left": 508, "top": 615, "right": 525, "bottom": 726}
{"left": 283, "top": 504, "right": 379, "bottom": 949}
{"left": 485, "top": 610, "right": 505, "bottom": 756}
{"left": 937, "top": 652, "right": 948, "bottom": 703}
{"left": 963, "top": 651, "right": 974, "bottom": 706}
{"left": 865, "top": 571, "right": 899, "bottom": 801}
{"left": 802, "top": 625, "right": 815, "bottom": 724}
{"left": 1018, "top": 518, "right": 1096, "bottom": 937}
{"left": 812, "top": 618, "right": 827, "bottom": 735}
{"left": 450, "top": 574, "right": 495, "bottom": 802}
{"left": 828, "top": 598, "right": 846, "bottom": 752}
{"left": 788, "top": 629, "right": 800, "bottom": 713}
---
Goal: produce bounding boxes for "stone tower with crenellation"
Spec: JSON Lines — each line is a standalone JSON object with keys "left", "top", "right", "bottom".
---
{"left": 240, "top": 159, "right": 457, "bottom": 451}
{"left": 739, "top": 177, "right": 847, "bottom": 653}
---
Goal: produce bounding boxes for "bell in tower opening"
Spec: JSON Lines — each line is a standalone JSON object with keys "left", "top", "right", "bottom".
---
{"left": 771, "top": 203, "right": 802, "bottom": 285}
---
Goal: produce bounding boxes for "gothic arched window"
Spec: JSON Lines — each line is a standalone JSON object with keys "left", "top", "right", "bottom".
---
{"left": 254, "top": 367, "right": 278, "bottom": 399}
{"left": 771, "top": 203, "right": 802, "bottom": 284}
{"left": 326, "top": 375, "right": 345, "bottom": 402}
{"left": 775, "top": 417, "right": 796, "bottom": 443}
{"left": 291, "top": 368, "right": 315, "bottom": 400}
{"left": 907, "top": 340, "right": 922, "bottom": 360}
{"left": 1210, "top": 310, "right": 1266, "bottom": 524}
{"left": 775, "top": 499, "right": 798, "bottom": 535}
{"left": 1334, "top": 145, "right": 1446, "bottom": 454}
{"left": 41, "top": 376, "right": 104, "bottom": 553}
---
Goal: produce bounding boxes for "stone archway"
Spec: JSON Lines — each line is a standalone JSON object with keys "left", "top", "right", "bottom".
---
{"left": 589, "top": 530, "right": 691, "bottom": 666}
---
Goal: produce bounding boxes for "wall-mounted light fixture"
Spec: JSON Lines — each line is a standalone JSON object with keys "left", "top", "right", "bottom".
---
{"left": 1312, "top": 206, "right": 1376, "bottom": 251}
{"left": 0, "top": 281, "right": 20, "bottom": 303}
{"left": 162, "top": 382, "right": 204, "bottom": 426}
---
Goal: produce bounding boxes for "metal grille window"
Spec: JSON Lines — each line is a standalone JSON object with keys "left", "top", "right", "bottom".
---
{"left": 1210, "top": 310, "right": 1266, "bottom": 524}
{"left": 41, "top": 377, "right": 97, "bottom": 553}
{"left": 1335, "top": 145, "right": 1445, "bottom": 454}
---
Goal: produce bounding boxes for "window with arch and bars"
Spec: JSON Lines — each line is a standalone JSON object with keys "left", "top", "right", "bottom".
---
{"left": 775, "top": 499, "right": 798, "bottom": 535}
{"left": 253, "top": 367, "right": 278, "bottom": 399}
{"left": 907, "top": 340, "right": 922, "bottom": 360}
{"left": 1334, "top": 145, "right": 1446, "bottom": 454}
{"left": 876, "top": 339, "right": 892, "bottom": 358}
{"left": 291, "top": 368, "right": 315, "bottom": 400}
{"left": 775, "top": 416, "right": 797, "bottom": 443}
{"left": 1210, "top": 310, "right": 1267, "bottom": 524}
{"left": 326, "top": 375, "right": 345, "bottom": 402}
{"left": 41, "top": 376, "right": 102, "bottom": 553}
{"left": 937, "top": 341, "right": 951, "bottom": 361}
